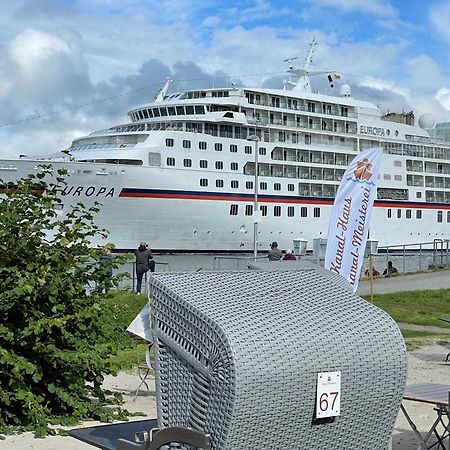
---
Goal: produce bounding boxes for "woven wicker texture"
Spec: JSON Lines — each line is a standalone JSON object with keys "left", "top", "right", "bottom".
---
{"left": 149, "top": 263, "right": 407, "bottom": 450}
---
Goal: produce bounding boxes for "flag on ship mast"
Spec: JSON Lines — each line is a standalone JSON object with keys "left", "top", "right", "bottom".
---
{"left": 324, "top": 147, "right": 383, "bottom": 292}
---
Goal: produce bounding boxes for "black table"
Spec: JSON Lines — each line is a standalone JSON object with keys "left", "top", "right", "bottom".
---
{"left": 438, "top": 317, "right": 450, "bottom": 361}
{"left": 401, "top": 383, "right": 450, "bottom": 449}
{"left": 69, "top": 419, "right": 157, "bottom": 450}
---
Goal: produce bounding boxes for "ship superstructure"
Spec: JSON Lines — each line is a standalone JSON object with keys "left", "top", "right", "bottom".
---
{"left": 1, "top": 40, "right": 449, "bottom": 252}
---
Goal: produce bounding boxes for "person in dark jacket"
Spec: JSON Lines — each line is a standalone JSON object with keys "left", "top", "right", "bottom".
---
{"left": 383, "top": 260, "right": 398, "bottom": 276}
{"left": 268, "top": 241, "right": 282, "bottom": 261}
{"left": 135, "top": 242, "right": 155, "bottom": 293}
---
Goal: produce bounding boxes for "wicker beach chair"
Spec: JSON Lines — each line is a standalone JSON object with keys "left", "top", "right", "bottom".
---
{"left": 149, "top": 263, "right": 407, "bottom": 450}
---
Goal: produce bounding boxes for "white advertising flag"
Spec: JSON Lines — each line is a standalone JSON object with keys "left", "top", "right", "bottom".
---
{"left": 324, "top": 147, "right": 383, "bottom": 291}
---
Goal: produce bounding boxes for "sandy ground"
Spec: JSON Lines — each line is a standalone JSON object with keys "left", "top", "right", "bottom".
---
{"left": 1, "top": 341, "right": 450, "bottom": 449}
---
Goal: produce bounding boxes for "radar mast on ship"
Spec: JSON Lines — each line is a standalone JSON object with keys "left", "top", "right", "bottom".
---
{"left": 285, "top": 38, "right": 333, "bottom": 93}
{"left": 155, "top": 78, "right": 172, "bottom": 102}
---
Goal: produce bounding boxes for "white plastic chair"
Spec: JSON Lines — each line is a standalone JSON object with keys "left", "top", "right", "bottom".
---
{"left": 134, "top": 343, "right": 154, "bottom": 400}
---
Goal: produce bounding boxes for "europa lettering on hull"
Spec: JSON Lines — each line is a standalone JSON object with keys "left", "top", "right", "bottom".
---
{"left": 324, "top": 147, "right": 383, "bottom": 292}
{"left": 61, "top": 186, "right": 115, "bottom": 197}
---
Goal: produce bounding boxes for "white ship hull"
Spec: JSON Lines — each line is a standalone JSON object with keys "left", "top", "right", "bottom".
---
{"left": 2, "top": 41, "right": 450, "bottom": 252}
{"left": 1, "top": 156, "right": 448, "bottom": 252}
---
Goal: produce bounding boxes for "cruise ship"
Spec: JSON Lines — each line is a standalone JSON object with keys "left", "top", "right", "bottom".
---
{"left": 1, "top": 40, "right": 449, "bottom": 252}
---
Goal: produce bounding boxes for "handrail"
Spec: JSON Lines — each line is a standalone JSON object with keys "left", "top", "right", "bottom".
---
{"left": 382, "top": 240, "right": 450, "bottom": 274}
{"left": 213, "top": 255, "right": 267, "bottom": 270}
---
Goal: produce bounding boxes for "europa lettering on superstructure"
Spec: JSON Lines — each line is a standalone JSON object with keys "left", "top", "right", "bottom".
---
{"left": 359, "top": 125, "right": 385, "bottom": 136}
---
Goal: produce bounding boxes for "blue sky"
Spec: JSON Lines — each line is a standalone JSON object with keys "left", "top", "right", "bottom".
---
{"left": 1, "top": 0, "right": 450, "bottom": 157}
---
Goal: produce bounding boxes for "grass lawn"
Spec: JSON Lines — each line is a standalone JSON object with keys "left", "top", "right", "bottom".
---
{"left": 361, "top": 289, "right": 450, "bottom": 327}
{"left": 362, "top": 289, "right": 450, "bottom": 349}
{"left": 100, "top": 291, "right": 148, "bottom": 371}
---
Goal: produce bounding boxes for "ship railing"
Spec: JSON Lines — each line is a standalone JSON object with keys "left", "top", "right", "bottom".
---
{"left": 379, "top": 240, "right": 450, "bottom": 274}
{"left": 405, "top": 134, "right": 450, "bottom": 147}
{"left": 111, "top": 260, "right": 170, "bottom": 293}
{"left": 213, "top": 255, "right": 268, "bottom": 271}
{"left": 246, "top": 99, "right": 358, "bottom": 118}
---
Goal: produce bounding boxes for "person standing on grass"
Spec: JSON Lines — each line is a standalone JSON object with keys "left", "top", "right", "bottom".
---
{"left": 135, "top": 242, "right": 155, "bottom": 293}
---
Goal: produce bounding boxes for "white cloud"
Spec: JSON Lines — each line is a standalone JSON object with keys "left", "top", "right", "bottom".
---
{"left": 9, "top": 28, "right": 71, "bottom": 75}
{"left": 200, "top": 16, "right": 221, "bottom": 28}
{"left": 435, "top": 88, "right": 450, "bottom": 111}
{"left": 3, "top": 28, "right": 91, "bottom": 107}
{"left": 306, "top": 0, "right": 396, "bottom": 17}
{"left": 429, "top": 1, "right": 450, "bottom": 43}
{"left": 403, "top": 54, "right": 447, "bottom": 92}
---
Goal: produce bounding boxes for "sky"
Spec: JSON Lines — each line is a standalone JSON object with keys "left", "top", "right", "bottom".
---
{"left": 1, "top": 0, "right": 450, "bottom": 158}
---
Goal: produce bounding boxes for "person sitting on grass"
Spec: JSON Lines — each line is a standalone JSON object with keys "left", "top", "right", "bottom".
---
{"left": 282, "top": 249, "right": 296, "bottom": 261}
{"left": 383, "top": 261, "right": 398, "bottom": 276}
{"left": 364, "top": 266, "right": 380, "bottom": 277}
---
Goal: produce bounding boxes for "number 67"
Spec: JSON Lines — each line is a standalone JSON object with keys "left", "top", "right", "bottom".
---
{"left": 319, "top": 391, "right": 339, "bottom": 411}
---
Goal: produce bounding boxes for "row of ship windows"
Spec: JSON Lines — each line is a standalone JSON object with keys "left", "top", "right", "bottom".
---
{"left": 169, "top": 158, "right": 241, "bottom": 171}
{"left": 407, "top": 161, "right": 450, "bottom": 174}
{"left": 130, "top": 105, "right": 206, "bottom": 122}
{"left": 165, "top": 138, "right": 450, "bottom": 174}
{"left": 167, "top": 142, "right": 450, "bottom": 172}
{"left": 387, "top": 209, "right": 450, "bottom": 222}
{"left": 385, "top": 142, "right": 450, "bottom": 160}
{"left": 407, "top": 175, "right": 450, "bottom": 189}
{"left": 195, "top": 176, "right": 450, "bottom": 201}
{"left": 198, "top": 178, "right": 295, "bottom": 190}
{"left": 166, "top": 138, "right": 267, "bottom": 154}
{"left": 245, "top": 92, "right": 351, "bottom": 116}
{"left": 108, "top": 121, "right": 450, "bottom": 162}
{"left": 228, "top": 204, "right": 450, "bottom": 222}
{"left": 230, "top": 204, "right": 321, "bottom": 218}
{"left": 162, "top": 126, "right": 450, "bottom": 161}
{"left": 166, "top": 136, "right": 351, "bottom": 152}
{"left": 166, "top": 156, "right": 408, "bottom": 186}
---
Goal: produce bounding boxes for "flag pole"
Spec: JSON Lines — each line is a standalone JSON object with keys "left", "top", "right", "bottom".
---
{"left": 369, "top": 253, "right": 374, "bottom": 304}
{"left": 368, "top": 229, "right": 374, "bottom": 304}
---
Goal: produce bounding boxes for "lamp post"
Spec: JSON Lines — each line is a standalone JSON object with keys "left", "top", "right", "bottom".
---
{"left": 247, "top": 135, "right": 260, "bottom": 260}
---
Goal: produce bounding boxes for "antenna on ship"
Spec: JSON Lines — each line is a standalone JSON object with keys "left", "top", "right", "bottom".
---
{"left": 285, "top": 38, "right": 334, "bottom": 93}
{"left": 154, "top": 77, "right": 172, "bottom": 102}
{"left": 284, "top": 56, "right": 299, "bottom": 70}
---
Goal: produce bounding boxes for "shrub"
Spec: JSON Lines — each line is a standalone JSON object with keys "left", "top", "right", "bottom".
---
{"left": 0, "top": 166, "right": 132, "bottom": 436}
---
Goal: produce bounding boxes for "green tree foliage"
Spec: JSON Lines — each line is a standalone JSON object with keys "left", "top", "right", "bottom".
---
{"left": 0, "top": 166, "right": 132, "bottom": 436}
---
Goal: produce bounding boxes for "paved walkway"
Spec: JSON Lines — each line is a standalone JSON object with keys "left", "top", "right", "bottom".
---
{"left": 397, "top": 322, "right": 450, "bottom": 334}
{"left": 356, "top": 269, "right": 450, "bottom": 295}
